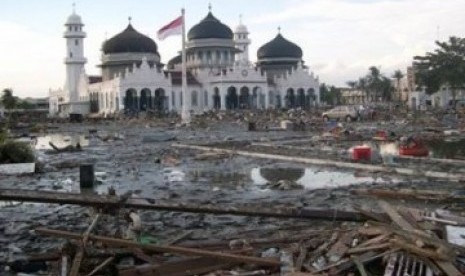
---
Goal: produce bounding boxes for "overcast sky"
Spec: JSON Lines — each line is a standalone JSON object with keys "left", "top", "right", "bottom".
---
{"left": 1, "top": 0, "right": 464, "bottom": 98}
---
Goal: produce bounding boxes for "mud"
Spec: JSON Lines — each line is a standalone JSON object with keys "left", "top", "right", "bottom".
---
{"left": 1, "top": 118, "right": 464, "bottom": 269}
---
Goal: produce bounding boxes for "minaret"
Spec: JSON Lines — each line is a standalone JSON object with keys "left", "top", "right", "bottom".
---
{"left": 63, "top": 4, "right": 87, "bottom": 110}
{"left": 234, "top": 15, "right": 251, "bottom": 64}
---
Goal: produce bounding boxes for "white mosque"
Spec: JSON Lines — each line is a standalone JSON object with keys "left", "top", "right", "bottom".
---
{"left": 49, "top": 6, "right": 320, "bottom": 117}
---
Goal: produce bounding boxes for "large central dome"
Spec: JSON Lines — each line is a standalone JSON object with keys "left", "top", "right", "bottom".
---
{"left": 257, "top": 33, "right": 303, "bottom": 60}
{"left": 187, "top": 12, "right": 233, "bottom": 40}
{"left": 102, "top": 24, "right": 158, "bottom": 54}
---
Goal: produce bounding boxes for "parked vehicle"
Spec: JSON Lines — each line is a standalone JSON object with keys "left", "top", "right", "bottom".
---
{"left": 322, "top": 105, "right": 360, "bottom": 122}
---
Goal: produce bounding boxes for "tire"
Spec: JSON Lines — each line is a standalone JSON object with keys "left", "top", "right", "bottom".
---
{"left": 345, "top": 115, "right": 352, "bottom": 122}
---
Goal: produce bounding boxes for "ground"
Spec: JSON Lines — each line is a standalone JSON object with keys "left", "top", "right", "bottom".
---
{"left": 0, "top": 112, "right": 464, "bottom": 274}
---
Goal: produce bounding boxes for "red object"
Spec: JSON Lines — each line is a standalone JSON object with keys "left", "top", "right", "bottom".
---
{"left": 399, "top": 138, "right": 429, "bottom": 157}
{"left": 399, "top": 146, "right": 429, "bottom": 157}
{"left": 353, "top": 146, "right": 371, "bottom": 161}
{"left": 157, "top": 16, "right": 183, "bottom": 40}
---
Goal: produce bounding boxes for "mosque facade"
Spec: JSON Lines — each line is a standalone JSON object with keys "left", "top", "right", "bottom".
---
{"left": 49, "top": 7, "right": 320, "bottom": 117}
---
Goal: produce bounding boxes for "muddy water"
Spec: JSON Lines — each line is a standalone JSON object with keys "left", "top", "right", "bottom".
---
{"left": 252, "top": 166, "right": 394, "bottom": 189}
{"left": 35, "top": 134, "right": 89, "bottom": 150}
{"left": 426, "top": 138, "right": 465, "bottom": 159}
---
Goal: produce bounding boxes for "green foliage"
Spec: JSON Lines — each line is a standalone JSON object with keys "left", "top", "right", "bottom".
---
{"left": 1, "top": 88, "right": 18, "bottom": 110}
{"left": 414, "top": 36, "right": 465, "bottom": 99}
{"left": 347, "top": 66, "right": 395, "bottom": 102}
{"left": 0, "top": 141, "right": 35, "bottom": 164}
{"left": 320, "top": 83, "right": 342, "bottom": 105}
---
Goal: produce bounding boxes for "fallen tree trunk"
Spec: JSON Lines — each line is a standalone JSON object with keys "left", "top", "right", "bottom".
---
{"left": 0, "top": 189, "right": 381, "bottom": 222}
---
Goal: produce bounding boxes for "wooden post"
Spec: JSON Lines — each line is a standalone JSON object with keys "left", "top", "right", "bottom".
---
{"left": 80, "top": 164, "right": 95, "bottom": 189}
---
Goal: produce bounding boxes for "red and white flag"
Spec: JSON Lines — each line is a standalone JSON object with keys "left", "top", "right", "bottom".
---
{"left": 157, "top": 16, "right": 183, "bottom": 40}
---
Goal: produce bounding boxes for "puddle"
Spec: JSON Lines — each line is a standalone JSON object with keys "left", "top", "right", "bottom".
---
{"left": 425, "top": 139, "right": 465, "bottom": 159}
{"left": 35, "top": 134, "right": 89, "bottom": 150}
{"left": 163, "top": 168, "right": 185, "bottom": 182}
{"left": 251, "top": 166, "right": 392, "bottom": 189}
{"left": 0, "top": 201, "right": 22, "bottom": 208}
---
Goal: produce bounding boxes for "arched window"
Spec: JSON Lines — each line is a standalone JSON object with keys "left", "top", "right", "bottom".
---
{"left": 204, "top": 90, "right": 208, "bottom": 107}
{"left": 191, "top": 91, "right": 198, "bottom": 107}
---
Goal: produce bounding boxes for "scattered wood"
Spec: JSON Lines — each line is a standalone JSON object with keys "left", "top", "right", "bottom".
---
{"left": 35, "top": 228, "right": 281, "bottom": 267}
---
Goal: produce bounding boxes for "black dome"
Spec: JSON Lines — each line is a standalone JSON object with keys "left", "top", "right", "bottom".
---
{"left": 257, "top": 33, "right": 303, "bottom": 60}
{"left": 103, "top": 24, "right": 158, "bottom": 54}
{"left": 187, "top": 12, "right": 233, "bottom": 40}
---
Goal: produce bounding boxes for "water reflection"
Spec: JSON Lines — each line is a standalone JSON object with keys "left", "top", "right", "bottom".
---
{"left": 35, "top": 134, "right": 89, "bottom": 150}
{"left": 252, "top": 166, "right": 391, "bottom": 189}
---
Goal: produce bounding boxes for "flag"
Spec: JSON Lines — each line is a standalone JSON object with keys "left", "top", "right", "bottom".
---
{"left": 157, "top": 16, "right": 183, "bottom": 40}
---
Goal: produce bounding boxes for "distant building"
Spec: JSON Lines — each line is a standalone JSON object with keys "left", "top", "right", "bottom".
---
{"left": 407, "top": 64, "right": 465, "bottom": 110}
{"left": 49, "top": 6, "right": 320, "bottom": 117}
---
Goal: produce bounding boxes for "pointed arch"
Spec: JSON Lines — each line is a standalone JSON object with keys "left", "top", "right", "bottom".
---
{"left": 226, "top": 86, "right": 238, "bottom": 110}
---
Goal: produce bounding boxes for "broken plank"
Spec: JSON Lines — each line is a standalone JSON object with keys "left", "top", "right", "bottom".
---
{"left": 378, "top": 200, "right": 415, "bottom": 231}
{"left": 86, "top": 256, "right": 115, "bottom": 276}
{"left": 390, "top": 238, "right": 449, "bottom": 261}
{"left": 346, "top": 242, "right": 391, "bottom": 254}
{"left": 35, "top": 228, "right": 280, "bottom": 267}
{"left": 119, "top": 256, "right": 233, "bottom": 276}
{"left": 434, "top": 260, "right": 463, "bottom": 276}
{"left": 0, "top": 189, "right": 373, "bottom": 222}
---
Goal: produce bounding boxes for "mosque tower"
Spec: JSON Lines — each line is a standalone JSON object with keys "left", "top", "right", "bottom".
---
{"left": 234, "top": 15, "right": 251, "bottom": 64}
{"left": 63, "top": 4, "right": 87, "bottom": 112}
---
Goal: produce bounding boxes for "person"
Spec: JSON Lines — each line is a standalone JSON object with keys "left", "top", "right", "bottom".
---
{"left": 124, "top": 210, "right": 141, "bottom": 241}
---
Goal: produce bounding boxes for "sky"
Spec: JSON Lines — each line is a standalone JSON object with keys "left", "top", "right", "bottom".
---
{"left": 0, "top": 0, "right": 464, "bottom": 98}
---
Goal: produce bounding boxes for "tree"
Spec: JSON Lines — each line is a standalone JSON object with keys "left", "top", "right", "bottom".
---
{"left": 392, "top": 70, "right": 404, "bottom": 102}
{"left": 1, "top": 88, "right": 18, "bottom": 110}
{"left": 414, "top": 36, "right": 465, "bottom": 106}
{"left": 357, "top": 77, "right": 368, "bottom": 103}
{"left": 320, "top": 84, "right": 341, "bottom": 105}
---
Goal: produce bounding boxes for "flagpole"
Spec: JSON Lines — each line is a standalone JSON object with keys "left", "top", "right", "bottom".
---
{"left": 181, "top": 8, "right": 190, "bottom": 124}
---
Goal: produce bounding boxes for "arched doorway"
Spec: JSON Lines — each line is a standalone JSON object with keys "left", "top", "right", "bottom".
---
{"left": 297, "top": 88, "right": 305, "bottom": 108}
{"left": 276, "top": 94, "right": 282, "bottom": 108}
{"left": 226, "top": 86, "right": 238, "bottom": 110}
{"left": 91, "top": 92, "right": 98, "bottom": 113}
{"left": 213, "top": 87, "right": 221, "bottom": 109}
{"left": 203, "top": 90, "right": 208, "bottom": 108}
{"left": 307, "top": 88, "right": 315, "bottom": 108}
{"left": 191, "top": 90, "right": 198, "bottom": 107}
{"left": 124, "top": 88, "right": 137, "bottom": 110}
{"left": 286, "top": 88, "right": 295, "bottom": 108}
{"left": 140, "top": 88, "right": 151, "bottom": 111}
{"left": 239, "top": 86, "right": 250, "bottom": 109}
{"left": 154, "top": 88, "right": 166, "bottom": 111}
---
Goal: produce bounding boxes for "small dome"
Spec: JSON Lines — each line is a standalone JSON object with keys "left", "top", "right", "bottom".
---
{"left": 102, "top": 24, "right": 158, "bottom": 55}
{"left": 188, "top": 12, "right": 233, "bottom": 40}
{"left": 167, "top": 54, "right": 181, "bottom": 69}
{"left": 257, "top": 33, "right": 303, "bottom": 60}
{"left": 65, "top": 13, "right": 83, "bottom": 25}
{"left": 235, "top": 23, "right": 248, "bottom": 34}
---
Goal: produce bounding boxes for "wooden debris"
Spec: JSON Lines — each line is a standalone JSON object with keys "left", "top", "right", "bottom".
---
{"left": 35, "top": 228, "right": 281, "bottom": 267}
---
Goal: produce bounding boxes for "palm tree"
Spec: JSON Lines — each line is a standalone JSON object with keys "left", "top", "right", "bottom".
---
{"left": 392, "top": 70, "right": 404, "bottom": 102}
{"left": 367, "top": 66, "right": 382, "bottom": 102}
{"left": 357, "top": 77, "right": 368, "bottom": 103}
{"left": 1, "top": 88, "right": 17, "bottom": 110}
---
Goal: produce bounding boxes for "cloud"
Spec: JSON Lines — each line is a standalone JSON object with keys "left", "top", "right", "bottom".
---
{"left": 247, "top": 0, "right": 465, "bottom": 85}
